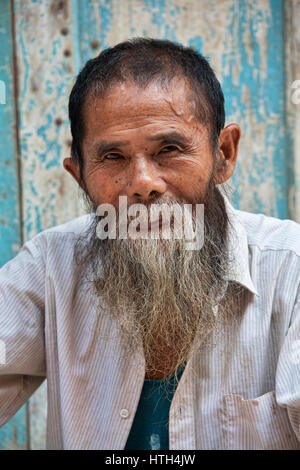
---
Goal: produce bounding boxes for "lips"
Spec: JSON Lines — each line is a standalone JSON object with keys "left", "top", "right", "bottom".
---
{"left": 139, "top": 216, "right": 174, "bottom": 234}
{"left": 119, "top": 210, "right": 176, "bottom": 237}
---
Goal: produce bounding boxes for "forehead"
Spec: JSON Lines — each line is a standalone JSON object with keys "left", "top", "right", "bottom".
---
{"left": 82, "top": 78, "right": 201, "bottom": 138}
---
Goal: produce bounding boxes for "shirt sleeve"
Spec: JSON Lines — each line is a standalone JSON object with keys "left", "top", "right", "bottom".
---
{"left": 276, "top": 281, "right": 300, "bottom": 441}
{"left": 0, "top": 236, "right": 46, "bottom": 429}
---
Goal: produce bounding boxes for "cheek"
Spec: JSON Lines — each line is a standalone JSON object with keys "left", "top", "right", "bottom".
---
{"left": 85, "top": 171, "right": 123, "bottom": 206}
{"left": 169, "top": 158, "right": 213, "bottom": 193}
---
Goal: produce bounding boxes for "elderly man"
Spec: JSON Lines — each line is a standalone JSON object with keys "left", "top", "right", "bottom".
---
{"left": 0, "top": 38, "right": 299, "bottom": 451}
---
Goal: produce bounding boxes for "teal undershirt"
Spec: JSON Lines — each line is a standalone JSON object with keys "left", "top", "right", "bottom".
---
{"left": 125, "top": 362, "right": 186, "bottom": 450}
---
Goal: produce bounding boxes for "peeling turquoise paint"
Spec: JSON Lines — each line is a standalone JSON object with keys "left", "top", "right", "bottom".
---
{"left": 144, "top": 0, "right": 167, "bottom": 34}
{"left": 76, "top": 0, "right": 114, "bottom": 65}
{"left": 0, "top": 0, "right": 27, "bottom": 450}
{"left": 222, "top": 0, "right": 287, "bottom": 217}
{"left": 266, "top": 0, "right": 287, "bottom": 218}
{"left": 0, "top": 2, "right": 22, "bottom": 264}
{"left": 36, "top": 112, "right": 63, "bottom": 169}
{"left": 188, "top": 36, "right": 203, "bottom": 53}
{"left": 51, "top": 38, "right": 62, "bottom": 57}
{"left": 71, "top": 0, "right": 81, "bottom": 75}
{"left": 34, "top": 205, "right": 42, "bottom": 233}
{"left": 98, "top": 0, "right": 114, "bottom": 47}
{"left": 45, "top": 79, "right": 53, "bottom": 94}
{"left": 45, "top": 157, "right": 60, "bottom": 170}
{"left": 0, "top": 407, "right": 27, "bottom": 450}
{"left": 29, "top": 97, "right": 35, "bottom": 110}
{"left": 18, "top": 17, "right": 29, "bottom": 102}
{"left": 28, "top": 180, "right": 38, "bottom": 197}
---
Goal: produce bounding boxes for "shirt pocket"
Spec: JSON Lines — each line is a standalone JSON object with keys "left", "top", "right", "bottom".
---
{"left": 223, "top": 391, "right": 300, "bottom": 449}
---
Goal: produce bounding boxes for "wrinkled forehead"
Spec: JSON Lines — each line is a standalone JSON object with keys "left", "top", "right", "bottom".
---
{"left": 81, "top": 77, "right": 200, "bottom": 130}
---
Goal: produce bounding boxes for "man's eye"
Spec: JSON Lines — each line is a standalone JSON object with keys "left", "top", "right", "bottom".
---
{"left": 160, "top": 146, "right": 179, "bottom": 153}
{"left": 104, "top": 153, "right": 122, "bottom": 160}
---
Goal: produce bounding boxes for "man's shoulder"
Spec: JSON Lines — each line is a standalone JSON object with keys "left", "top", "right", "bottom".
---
{"left": 233, "top": 207, "right": 300, "bottom": 256}
{"left": 27, "top": 213, "right": 94, "bottom": 254}
{"left": 43, "top": 213, "right": 94, "bottom": 236}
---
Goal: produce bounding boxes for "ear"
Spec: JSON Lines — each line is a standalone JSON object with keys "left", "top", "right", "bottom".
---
{"left": 213, "top": 123, "right": 241, "bottom": 184}
{"left": 63, "top": 157, "right": 85, "bottom": 190}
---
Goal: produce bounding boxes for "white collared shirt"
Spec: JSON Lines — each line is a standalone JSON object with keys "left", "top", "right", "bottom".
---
{"left": 0, "top": 199, "right": 300, "bottom": 450}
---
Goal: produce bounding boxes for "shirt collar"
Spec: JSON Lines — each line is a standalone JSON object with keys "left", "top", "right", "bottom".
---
{"left": 222, "top": 195, "right": 259, "bottom": 296}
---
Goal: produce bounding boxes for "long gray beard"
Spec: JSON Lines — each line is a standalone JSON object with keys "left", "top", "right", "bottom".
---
{"left": 75, "top": 185, "right": 234, "bottom": 378}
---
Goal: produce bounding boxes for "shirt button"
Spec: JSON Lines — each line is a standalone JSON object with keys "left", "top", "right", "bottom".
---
{"left": 120, "top": 408, "right": 129, "bottom": 419}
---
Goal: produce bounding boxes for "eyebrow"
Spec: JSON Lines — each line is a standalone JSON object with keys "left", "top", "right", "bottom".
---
{"left": 94, "top": 131, "right": 189, "bottom": 156}
{"left": 148, "top": 132, "right": 189, "bottom": 146}
{"left": 95, "top": 140, "right": 129, "bottom": 156}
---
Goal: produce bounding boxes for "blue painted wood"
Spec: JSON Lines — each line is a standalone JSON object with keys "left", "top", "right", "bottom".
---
{"left": 14, "top": 0, "right": 79, "bottom": 243}
{"left": 12, "top": 0, "right": 78, "bottom": 449}
{"left": 0, "top": 407, "right": 27, "bottom": 451}
{"left": 224, "top": 0, "right": 287, "bottom": 218}
{"left": 0, "top": 1, "right": 22, "bottom": 264}
{"left": 0, "top": 0, "right": 27, "bottom": 451}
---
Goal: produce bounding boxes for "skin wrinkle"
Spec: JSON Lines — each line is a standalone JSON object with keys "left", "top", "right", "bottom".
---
{"left": 63, "top": 78, "right": 241, "bottom": 380}
{"left": 88, "top": 80, "right": 198, "bottom": 136}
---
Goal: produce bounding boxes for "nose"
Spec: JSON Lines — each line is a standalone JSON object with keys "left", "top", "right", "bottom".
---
{"left": 126, "top": 156, "right": 167, "bottom": 201}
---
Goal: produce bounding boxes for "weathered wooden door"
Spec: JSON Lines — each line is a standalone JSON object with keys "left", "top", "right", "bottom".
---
{"left": 0, "top": 0, "right": 299, "bottom": 449}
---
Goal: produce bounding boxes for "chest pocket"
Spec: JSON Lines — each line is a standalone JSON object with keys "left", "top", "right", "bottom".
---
{"left": 223, "top": 391, "right": 300, "bottom": 449}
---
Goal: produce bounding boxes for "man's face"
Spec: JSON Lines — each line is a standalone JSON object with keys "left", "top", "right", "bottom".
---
{"left": 79, "top": 79, "right": 218, "bottom": 209}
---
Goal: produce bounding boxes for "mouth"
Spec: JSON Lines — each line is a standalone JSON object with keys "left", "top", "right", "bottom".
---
{"left": 136, "top": 215, "right": 174, "bottom": 235}
{"left": 117, "top": 207, "right": 177, "bottom": 238}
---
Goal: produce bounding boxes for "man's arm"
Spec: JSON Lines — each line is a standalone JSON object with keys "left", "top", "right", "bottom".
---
{"left": 0, "top": 236, "right": 46, "bottom": 428}
{"left": 276, "top": 280, "right": 300, "bottom": 441}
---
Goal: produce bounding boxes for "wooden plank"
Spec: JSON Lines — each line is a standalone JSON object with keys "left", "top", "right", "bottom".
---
{"left": 219, "top": 0, "right": 287, "bottom": 218}
{"left": 14, "top": 0, "right": 83, "bottom": 241}
{"left": 0, "top": 0, "right": 27, "bottom": 451}
{"left": 285, "top": 0, "right": 300, "bottom": 223}
{"left": 0, "top": 2, "right": 22, "bottom": 264}
{"left": 13, "top": 0, "right": 82, "bottom": 450}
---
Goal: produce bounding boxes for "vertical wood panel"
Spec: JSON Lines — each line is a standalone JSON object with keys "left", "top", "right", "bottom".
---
{"left": 285, "top": 0, "right": 300, "bottom": 222}
{"left": 15, "top": 0, "right": 82, "bottom": 242}
{"left": 0, "top": 0, "right": 27, "bottom": 451}
{"left": 13, "top": 0, "right": 81, "bottom": 450}
{"left": 220, "top": 0, "right": 287, "bottom": 217}
{"left": 0, "top": 2, "right": 22, "bottom": 264}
